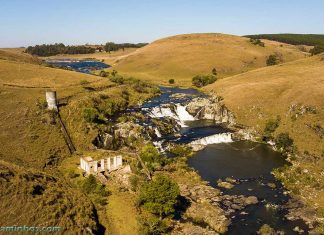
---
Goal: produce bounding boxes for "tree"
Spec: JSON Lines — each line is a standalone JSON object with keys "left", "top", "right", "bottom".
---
{"left": 139, "top": 175, "right": 180, "bottom": 218}
{"left": 266, "top": 54, "right": 278, "bottom": 66}
{"left": 168, "top": 79, "right": 175, "bottom": 84}
{"left": 212, "top": 68, "right": 217, "bottom": 76}
{"left": 192, "top": 75, "right": 217, "bottom": 87}
{"left": 275, "top": 132, "right": 294, "bottom": 152}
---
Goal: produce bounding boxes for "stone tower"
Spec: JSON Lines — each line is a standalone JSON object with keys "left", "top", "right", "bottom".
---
{"left": 46, "top": 90, "right": 58, "bottom": 111}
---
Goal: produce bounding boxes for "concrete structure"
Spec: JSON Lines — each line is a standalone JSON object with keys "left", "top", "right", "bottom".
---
{"left": 46, "top": 90, "right": 58, "bottom": 111}
{"left": 80, "top": 155, "right": 123, "bottom": 175}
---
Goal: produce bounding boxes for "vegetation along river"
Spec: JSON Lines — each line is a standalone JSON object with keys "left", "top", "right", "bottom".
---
{"left": 57, "top": 61, "right": 308, "bottom": 234}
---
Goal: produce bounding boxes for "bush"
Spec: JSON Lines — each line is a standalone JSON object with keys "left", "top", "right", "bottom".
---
{"left": 192, "top": 74, "right": 217, "bottom": 88}
{"left": 250, "top": 38, "right": 265, "bottom": 47}
{"left": 138, "top": 175, "right": 180, "bottom": 218}
{"left": 80, "top": 80, "right": 89, "bottom": 86}
{"left": 138, "top": 216, "right": 169, "bottom": 235}
{"left": 83, "top": 108, "right": 99, "bottom": 123}
{"left": 310, "top": 45, "right": 324, "bottom": 55}
{"left": 263, "top": 117, "right": 280, "bottom": 141}
{"left": 99, "top": 70, "right": 108, "bottom": 77}
{"left": 140, "top": 144, "right": 165, "bottom": 172}
{"left": 81, "top": 175, "right": 110, "bottom": 205}
{"left": 266, "top": 54, "right": 279, "bottom": 66}
{"left": 109, "top": 74, "right": 124, "bottom": 84}
{"left": 168, "top": 79, "right": 175, "bottom": 84}
{"left": 275, "top": 132, "right": 294, "bottom": 152}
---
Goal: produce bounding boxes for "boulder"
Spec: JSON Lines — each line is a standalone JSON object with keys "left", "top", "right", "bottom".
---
{"left": 186, "top": 97, "right": 235, "bottom": 124}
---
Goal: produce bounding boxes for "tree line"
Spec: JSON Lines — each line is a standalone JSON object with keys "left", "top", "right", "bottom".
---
{"left": 245, "top": 34, "right": 324, "bottom": 47}
{"left": 25, "top": 43, "right": 95, "bottom": 56}
{"left": 103, "top": 42, "right": 148, "bottom": 53}
{"left": 25, "top": 42, "right": 148, "bottom": 56}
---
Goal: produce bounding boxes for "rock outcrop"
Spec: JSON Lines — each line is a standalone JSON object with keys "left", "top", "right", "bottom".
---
{"left": 186, "top": 97, "right": 235, "bottom": 124}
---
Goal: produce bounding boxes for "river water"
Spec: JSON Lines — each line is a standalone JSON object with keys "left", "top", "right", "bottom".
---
{"left": 46, "top": 59, "right": 110, "bottom": 74}
{"left": 140, "top": 87, "right": 308, "bottom": 235}
{"left": 59, "top": 61, "right": 307, "bottom": 234}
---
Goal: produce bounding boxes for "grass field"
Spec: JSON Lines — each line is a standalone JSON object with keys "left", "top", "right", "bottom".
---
{"left": 112, "top": 33, "right": 308, "bottom": 86}
{"left": 203, "top": 54, "right": 324, "bottom": 156}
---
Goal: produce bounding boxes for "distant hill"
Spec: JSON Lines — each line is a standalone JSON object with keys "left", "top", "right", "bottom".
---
{"left": 245, "top": 34, "right": 324, "bottom": 47}
{"left": 113, "top": 33, "right": 308, "bottom": 86}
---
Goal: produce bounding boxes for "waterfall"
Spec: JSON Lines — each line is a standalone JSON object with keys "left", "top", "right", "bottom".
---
{"left": 148, "top": 104, "right": 195, "bottom": 127}
{"left": 190, "top": 133, "right": 233, "bottom": 146}
{"left": 154, "top": 128, "right": 162, "bottom": 138}
{"left": 175, "top": 104, "right": 196, "bottom": 121}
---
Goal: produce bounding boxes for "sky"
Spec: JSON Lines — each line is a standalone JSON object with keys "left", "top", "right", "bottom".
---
{"left": 0, "top": 0, "right": 323, "bottom": 47}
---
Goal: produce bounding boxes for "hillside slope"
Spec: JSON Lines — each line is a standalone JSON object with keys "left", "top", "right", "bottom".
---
{"left": 204, "top": 54, "right": 324, "bottom": 155}
{"left": 113, "top": 33, "right": 308, "bottom": 85}
{"left": 203, "top": 55, "right": 324, "bottom": 222}
{"left": 0, "top": 48, "right": 41, "bottom": 64}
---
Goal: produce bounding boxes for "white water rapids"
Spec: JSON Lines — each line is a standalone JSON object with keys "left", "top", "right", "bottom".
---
{"left": 149, "top": 103, "right": 195, "bottom": 127}
{"left": 190, "top": 133, "right": 233, "bottom": 146}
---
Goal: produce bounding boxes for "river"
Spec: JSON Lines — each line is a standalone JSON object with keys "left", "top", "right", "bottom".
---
{"left": 140, "top": 87, "right": 308, "bottom": 234}
{"left": 57, "top": 61, "right": 307, "bottom": 234}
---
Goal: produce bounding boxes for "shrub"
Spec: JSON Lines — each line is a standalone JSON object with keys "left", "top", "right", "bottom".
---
{"left": 80, "top": 80, "right": 89, "bottom": 86}
{"left": 138, "top": 175, "right": 180, "bottom": 218}
{"left": 263, "top": 117, "right": 280, "bottom": 141}
{"left": 192, "top": 74, "right": 217, "bottom": 88}
{"left": 138, "top": 216, "right": 169, "bottom": 235}
{"left": 140, "top": 144, "right": 165, "bottom": 172}
{"left": 168, "top": 79, "right": 175, "bottom": 84}
{"left": 109, "top": 74, "right": 124, "bottom": 84}
{"left": 83, "top": 108, "right": 99, "bottom": 123}
{"left": 275, "top": 132, "right": 294, "bottom": 152}
{"left": 99, "top": 70, "right": 108, "bottom": 77}
{"left": 250, "top": 38, "right": 265, "bottom": 47}
{"left": 81, "top": 175, "right": 110, "bottom": 205}
{"left": 81, "top": 175, "right": 97, "bottom": 194}
{"left": 310, "top": 45, "right": 324, "bottom": 55}
{"left": 266, "top": 54, "right": 279, "bottom": 66}
{"left": 129, "top": 175, "right": 140, "bottom": 192}
{"left": 37, "top": 98, "right": 48, "bottom": 110}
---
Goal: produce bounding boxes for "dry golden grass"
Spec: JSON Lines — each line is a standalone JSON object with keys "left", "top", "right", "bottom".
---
{"left": 0, "top": 48, "right": 40, "bottom": 64}
{"left": 204, "top": 55, "right": 324, "bottom": 156}
{"left": 0, "top": 59, "right": 101, "bottom": 88}
{"left": 113, "top": 33, "right": 308, "bottom": 86}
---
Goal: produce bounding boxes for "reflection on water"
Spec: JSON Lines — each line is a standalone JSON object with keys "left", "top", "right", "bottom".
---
{"left": 188, "top": 142, "right": 308, "bottom": 234}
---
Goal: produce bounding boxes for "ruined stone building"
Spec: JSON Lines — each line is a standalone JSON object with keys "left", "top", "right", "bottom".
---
{"left": 80, "top": 155, "right": 123, "bottom": 175}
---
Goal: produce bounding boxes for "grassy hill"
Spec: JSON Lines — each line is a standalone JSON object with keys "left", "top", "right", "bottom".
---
{"left": 113, "top": 33, "right": 308, "bottom": 86}
{"left": 245, "top": 34, "right": 324, "bottom": 47}
{"left": 0, "top": 48, "right": 41, "bottom": 64}
{"left": 203, "top": 54, "right": 324, "bottom": 220}
{"left": 0, "top": 52, "right": 113, "bottom": 232}
{"left": 0, "top": 51, "right": 159, "bottom": 233}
